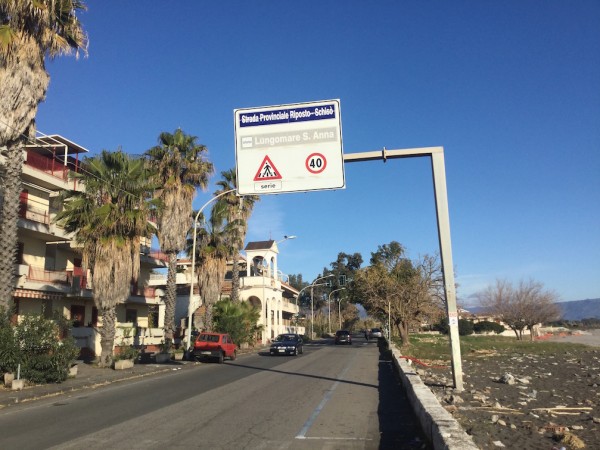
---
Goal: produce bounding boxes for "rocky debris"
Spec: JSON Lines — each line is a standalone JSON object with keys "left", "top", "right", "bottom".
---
{"left": 498, "top": 373, "right": 516, "bottom": 385}
{"left": 421, "top": 346, "right": 600, "bottom": 449}
{"left": 557, "top": 432, "right": 586, "bottom": 449}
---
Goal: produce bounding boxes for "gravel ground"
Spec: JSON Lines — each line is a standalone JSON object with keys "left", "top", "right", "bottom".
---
{"left": 418, "top": 330, "right": 600, "bottom": 450}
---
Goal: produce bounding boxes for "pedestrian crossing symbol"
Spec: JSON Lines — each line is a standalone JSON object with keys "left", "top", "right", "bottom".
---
{"left": 253, "top": 155, "right": 282, "bottom": 181}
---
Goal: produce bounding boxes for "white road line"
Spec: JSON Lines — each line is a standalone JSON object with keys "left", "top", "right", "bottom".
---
{"left": 299, "top": 437, "right": 373, "bottom": 441}
{"left": 295, "top": 352, "right": 358, "bottom": 440}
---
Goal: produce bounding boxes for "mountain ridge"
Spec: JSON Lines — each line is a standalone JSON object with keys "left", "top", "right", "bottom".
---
{"left": 464, "top": 298, "right": 600, "bottom": 321}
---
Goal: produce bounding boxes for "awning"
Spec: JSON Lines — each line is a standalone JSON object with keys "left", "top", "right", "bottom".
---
{"left": 14, "top": 288, "right": 65, "bottom": 301}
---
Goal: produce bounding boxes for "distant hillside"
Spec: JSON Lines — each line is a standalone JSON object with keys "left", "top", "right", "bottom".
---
{"left": 464, "top": 298, "right": 600, "bottom": 321}
{"left": 557, "top": 298, "right": 600, "bottom": 321}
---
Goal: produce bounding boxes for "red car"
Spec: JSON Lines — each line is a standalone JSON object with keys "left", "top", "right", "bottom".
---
{"left": 191, "top": 332, "right": 238, "bottom": 363}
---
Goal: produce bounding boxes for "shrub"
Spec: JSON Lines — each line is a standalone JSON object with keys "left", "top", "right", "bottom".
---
{"left": 458, "top": 319, "right": 474, "bottom": 336}
{"left": 113, "top": 345, "right": 140, "bottom": 361}
{"left": 473, "top": 320, "right": 506, "bottom": 334}
{"left": 0, "top": 309, "right": 19, "bottom": 373}
{"left": 0, "top": 312, "right": 79, "bottom": 383}
{"left": 433, "top": 318, "right": 474, "bottom": 336}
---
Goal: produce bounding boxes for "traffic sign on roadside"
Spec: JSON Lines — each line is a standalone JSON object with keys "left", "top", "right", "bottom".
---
{"left": 234, "top": 99, "right": 345, "bottom": 195}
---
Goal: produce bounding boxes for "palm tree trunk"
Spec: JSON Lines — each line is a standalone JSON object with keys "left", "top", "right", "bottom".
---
{"left": 163, "top": 251, "right": 178, "bottom": 346}
{"left": 230, "top": 258, "right": 240, "bottom": 302}
{"left": 98, "top": 306, "right": 117, "bottom": 368}
{"left": 0, "top": 38, "right": 49, "bottom": 309}
{"left": 0, "top": 140, "right": 23, "bottom": 309}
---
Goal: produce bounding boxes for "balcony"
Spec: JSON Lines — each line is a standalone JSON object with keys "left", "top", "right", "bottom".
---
{"left": 130, "top": 284, "right": 157, "bottom": 298}
{"left": 140, "top": 246, "right": 169, "bottom": 268}
{"left": 281, "top": 298, "right": 299, "bottom": 314}
{"left": 23, "top": 149, "right": 84, "bottom": 191}
{"left": 28, "top": 266, "right": 68, "bottom": 284}
{"left": 19, "top": 201, "right": 50, "bottom": 225}
{"left": 25, "top": 150, "right": 69, "bottom": 180}
{"left": 147, "top": 271, "right": 189, "bottom": 286}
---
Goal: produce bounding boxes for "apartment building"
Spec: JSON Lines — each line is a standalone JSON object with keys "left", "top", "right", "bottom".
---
{"left": 13, "top": 134, "right": 168, "bottom": 357}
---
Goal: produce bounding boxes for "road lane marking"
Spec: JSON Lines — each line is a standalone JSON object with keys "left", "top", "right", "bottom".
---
{"left": 295, "top": 352, "right": 359, "bottom": 439}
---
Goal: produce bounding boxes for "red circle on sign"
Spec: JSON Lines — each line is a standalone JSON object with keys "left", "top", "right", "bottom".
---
{"left": 305, "top": 153, "right": 327, "bottom": 174}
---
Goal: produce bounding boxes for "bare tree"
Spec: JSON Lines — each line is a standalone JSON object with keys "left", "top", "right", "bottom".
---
{"left": 478, "top": 279, "right": 561, "bottom": 340}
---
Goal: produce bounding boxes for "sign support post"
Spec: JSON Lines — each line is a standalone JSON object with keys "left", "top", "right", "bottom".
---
{"left": 344, "top": 147, "right": 464, "bottom": 391}
{"left": 234, "top": 101, "right": 463, "bottom": 390}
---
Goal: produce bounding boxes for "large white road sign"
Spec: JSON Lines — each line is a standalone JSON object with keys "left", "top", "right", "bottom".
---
{"left": 234, "top": 99, "right": 345, "bottom": 195}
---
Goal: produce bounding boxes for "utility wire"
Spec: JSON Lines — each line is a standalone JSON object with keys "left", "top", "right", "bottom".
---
{"left": 0, "top": 116, "right": 151, "bottom": 199}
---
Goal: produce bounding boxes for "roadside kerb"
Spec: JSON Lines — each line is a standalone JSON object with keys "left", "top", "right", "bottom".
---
{"left": 389, "top": 344, "right": 479, "bottom": 450}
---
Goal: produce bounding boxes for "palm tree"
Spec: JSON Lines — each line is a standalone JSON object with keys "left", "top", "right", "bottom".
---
{"left": 56, "top": 150, "right": 155, "bottom": 367}
{"left": 214, "top": 169, "right": 259, "bottom": 302}
{"left": 145, "top": 129, "right": 213, "bottom": 346}
{"left": 0, "top": 1, "right": 88, "bottom": 310}
{"left": 191, "top": 200, "right": 241, "bottom": 331}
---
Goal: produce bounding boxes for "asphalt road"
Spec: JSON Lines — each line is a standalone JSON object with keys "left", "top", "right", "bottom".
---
{"left": 0, "top": 337, "right": 429, "bottom": 450}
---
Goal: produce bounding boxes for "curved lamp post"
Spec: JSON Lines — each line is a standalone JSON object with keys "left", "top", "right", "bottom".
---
{"left": 328, "top": 288, "right": 345, "bottom": 333}
{"left": 186, "top": 188, "right": 237, "bottom": 349}
{"left": 259, "top": 235, "right": 296, "bottom": 341}
{"left": 310, "top": 274, "right": 334, "bottom": 339}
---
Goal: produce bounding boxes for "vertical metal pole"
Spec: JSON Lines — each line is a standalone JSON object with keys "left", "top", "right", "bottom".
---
{"left": 431, "top": 151, "right": 464, "bottom": 391}
{"left": 328, "top": 295, "right": 331, "bottom": 334}
{"left": 310, "top": 285, "right": 314, "bottom": 339}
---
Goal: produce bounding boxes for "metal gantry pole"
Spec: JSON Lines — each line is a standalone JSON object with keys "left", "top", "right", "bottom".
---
{"left": 344, "top": 146, "right": 464, "bottom": 391}
{"left": 430, "top": 151, "right": 463, "bottom": 391}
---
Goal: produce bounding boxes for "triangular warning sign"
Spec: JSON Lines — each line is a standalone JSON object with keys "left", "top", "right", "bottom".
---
{"left": 254, "top": 155, "right": 282, "bottom": 181}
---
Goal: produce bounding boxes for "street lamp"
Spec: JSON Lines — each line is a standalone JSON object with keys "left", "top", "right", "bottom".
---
{"left": 186, "top": 188, "right": 236, "bottom": 349}
{"left": 260, "top": 235, "right": 296, "bottom": 341}
{"left": 328, "top": 288, "right": 345, "bottom": 333}
{"left": 310, "top": 274, "right": 334, "bottom": 339}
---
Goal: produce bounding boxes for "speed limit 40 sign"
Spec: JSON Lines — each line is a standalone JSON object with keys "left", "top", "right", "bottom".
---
{"left": 234, "top": 99, "right": 346, "bottom": 195}
{"left": 306, "top": 153, "right": 327, "bottom": 174}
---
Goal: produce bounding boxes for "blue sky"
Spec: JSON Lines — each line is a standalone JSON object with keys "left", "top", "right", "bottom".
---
{"left": 36, "top": 1, "right": 599, "bottom": 304}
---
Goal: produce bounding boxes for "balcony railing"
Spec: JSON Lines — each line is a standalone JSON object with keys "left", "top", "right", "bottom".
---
{"left": 28, "top": 266, "right": 68, "bottom": 284}
{"left": 130, "top": 284, "right": 157, "bottom": 298}
{"left": 19, "top": 201, "right": 50, "bottom": 225}
{"left": 26, "top": 265, "right": 88, "bottom": 290}
{"left": 25, "top": 150, "right": 69, "bottom": 180}
{"left": 140, "top": 246, "right": 169, "bottom": 263}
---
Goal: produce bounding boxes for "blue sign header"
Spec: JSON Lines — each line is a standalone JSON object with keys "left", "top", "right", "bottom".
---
{"left": 239, "top": 103, "right": 337, "bottom": 128}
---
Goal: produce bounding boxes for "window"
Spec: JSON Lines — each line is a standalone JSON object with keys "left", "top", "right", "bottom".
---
{"left": 71, "top": 305, "right": 85, "bottom": 327}
{"left": 16, "top": 242, "right": 24, "bottom": 265}
{"left": 91, "top": 307, "right": 98, "bottom": 326}
{"left": 125, "top": 308, "right": 138, "bottom": 324}
{"left": 42, "top": 299, "right": 53, "bottom": 319}
{"left": 148, "top": 305, "right": 158, "bottom": 328}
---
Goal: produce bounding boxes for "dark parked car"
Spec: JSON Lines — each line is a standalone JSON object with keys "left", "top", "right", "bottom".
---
{"left": 270, "top": 333, "right": 303, "bottom": 356}
{"left": 334, "top": 330, "right": 352, "bottom": 345}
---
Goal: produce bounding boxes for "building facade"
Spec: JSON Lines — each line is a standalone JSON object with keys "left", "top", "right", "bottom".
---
{"left": 174, "top": 240, "right": 303, "bottom": 344}
{"left": 12, "top": 135, "right": 169, "bottom": 356}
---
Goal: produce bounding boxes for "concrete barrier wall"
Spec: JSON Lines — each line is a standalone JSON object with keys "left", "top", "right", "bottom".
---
{"left": 389, "top": 344, "right": 480, "bottom": 450}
